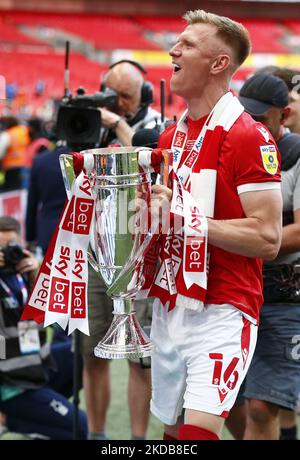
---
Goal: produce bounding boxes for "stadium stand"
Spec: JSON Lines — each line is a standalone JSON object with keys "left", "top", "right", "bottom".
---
{"left": 0, "top": 49, "right": 106, "bottom": 115}
{"left": 135, "top": 15, "right": 290, "bottom": 53}
{"left": 237, "top": 19, "right": 289, "bottom": 53}
{"left": 4, "top": 12, "right": 161, "bottom": 50}
{"left": 0, "top": 10, "right": 299, "bottom": 117}
{"left": 0, "top": 16, "right": 46, "bottom": 46}
{"left": 283, "top": 20, "right": 300, "bottom": 36}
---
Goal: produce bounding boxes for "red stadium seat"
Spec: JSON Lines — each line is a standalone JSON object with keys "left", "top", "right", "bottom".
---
{"left": 0, "top": 11, "right": 298, "bottom": 118}
{"left": 7, "top": 12, "right": 161, "bottom": 50}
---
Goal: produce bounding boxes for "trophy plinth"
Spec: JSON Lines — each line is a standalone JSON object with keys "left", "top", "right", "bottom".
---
{"left": 94, "top": 300, "right": 152, "bottom": 359}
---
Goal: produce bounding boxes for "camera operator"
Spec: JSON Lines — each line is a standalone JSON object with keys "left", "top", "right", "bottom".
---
{"left": 0, "top": 216, "right": 87, "bottom": 439}
{"left": 0, "top": 218, "right": 39, "bottom": 287}
{"left": 82, "top": 60, "right": 162, "bottom": 441}
{"left": 99, "top": 60, "right": 161, "bottom": 147}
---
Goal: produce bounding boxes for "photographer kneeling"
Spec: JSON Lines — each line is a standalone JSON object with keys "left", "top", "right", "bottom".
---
{"left": 0, "top": 216, "right": 87, "bottom": 440}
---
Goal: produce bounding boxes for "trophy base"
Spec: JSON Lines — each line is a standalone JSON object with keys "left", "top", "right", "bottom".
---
{"left": 94, "top": 312, "right": 152, "bottom": 360}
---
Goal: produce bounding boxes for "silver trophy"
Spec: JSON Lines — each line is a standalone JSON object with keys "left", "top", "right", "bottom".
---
{"left": 60, "top": 147, "right": 160, "bottom": 359}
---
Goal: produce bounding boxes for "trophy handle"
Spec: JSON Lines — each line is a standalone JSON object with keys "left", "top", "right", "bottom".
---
{"left": 59, "top": 153, "right": 76, "bottom": 199}
{"left": 160, "top": 149, "right": 171, "bottom": 187}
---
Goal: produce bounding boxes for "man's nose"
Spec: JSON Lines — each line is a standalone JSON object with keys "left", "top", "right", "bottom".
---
{"left": 117, "top": 98, "right": 127, "bottom": 114}
{"left": 169, "top": 43, "right": 181, "bottom": 57}
{"left": 118, "top": 97, "right": 125, "bottom": 108}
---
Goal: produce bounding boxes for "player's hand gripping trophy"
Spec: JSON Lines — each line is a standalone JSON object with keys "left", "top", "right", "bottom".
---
{"left": 60, "top": 146, "right": 168, "bottom": 359}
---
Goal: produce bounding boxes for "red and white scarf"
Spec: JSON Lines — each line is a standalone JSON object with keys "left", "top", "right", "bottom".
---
{"left": 21, "top": 154, "right": 95, "bottom": 335}
{"left": 145, "top": 92, "right": 244, "bottom": 311}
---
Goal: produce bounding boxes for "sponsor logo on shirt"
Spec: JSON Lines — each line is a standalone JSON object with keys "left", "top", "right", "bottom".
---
{"left": 260, "top": 144, "right": 278, "bottom": 175}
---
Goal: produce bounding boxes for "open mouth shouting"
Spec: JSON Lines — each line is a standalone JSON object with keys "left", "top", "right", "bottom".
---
{"left": 172, "top": 63, "right": 182, "bottom": 73}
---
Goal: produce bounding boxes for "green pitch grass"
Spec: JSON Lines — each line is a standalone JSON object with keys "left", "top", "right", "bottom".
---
{"left": 106, "top": 359, "right": 162, "bottom": 440}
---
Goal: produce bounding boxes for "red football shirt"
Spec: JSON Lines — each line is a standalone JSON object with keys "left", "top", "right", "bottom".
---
{"left": 158, "top": 111, "right": 281, "bottom": 323}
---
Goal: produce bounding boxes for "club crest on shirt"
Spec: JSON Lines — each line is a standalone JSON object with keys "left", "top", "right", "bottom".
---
{"left": 260, "top": 144, "right": 278, "bottom": 175}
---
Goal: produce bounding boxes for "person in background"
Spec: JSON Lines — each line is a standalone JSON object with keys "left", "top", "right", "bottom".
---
{"left": 256, "top": 66, "right": 300, "bottom": 136}
{"left": 226, "top": 72, "right": 300, "bottom": 440}
{"left": 254, "top": 66, "right": 300, "bottom": 439}
{"left": 26, "top": 117, "right": 52, "bottom": 167}
{"left": 0, "top": 116, "right": 30, "bottom": 191}
{"left": 25, "top": 141, "right": 68, "bottom": 255}
{"left": 99, "top": 60, "right": 161, "bottom": 147}
{"left": 0, "top": 216, "right": 87, "bottom": 439}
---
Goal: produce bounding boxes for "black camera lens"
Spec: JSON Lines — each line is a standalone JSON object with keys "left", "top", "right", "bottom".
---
{"left": 56, "top": 106, "right": 101, "bottom": 146}
{"left": 0, "top": 242, "right": 25, "bottom": 274}
{"left": 70, "top": 113, "right": 90, "bottom": 135}
{"left": 56, "top": 88, "right": 118, "bottom": 149}
{"left": 6, "top": 243, "right": 25, "bottom": 264}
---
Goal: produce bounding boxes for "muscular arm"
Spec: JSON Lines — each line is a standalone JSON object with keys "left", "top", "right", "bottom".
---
{"left": 278, "top": 208, "right": 300, "bottom": 256}
{"left": 207, "top": 189, "right": 282, "bottom": 260}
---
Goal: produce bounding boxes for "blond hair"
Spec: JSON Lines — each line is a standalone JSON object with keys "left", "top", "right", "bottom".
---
{"left": 183, "top": 10, "right": 251, "bottom": 72}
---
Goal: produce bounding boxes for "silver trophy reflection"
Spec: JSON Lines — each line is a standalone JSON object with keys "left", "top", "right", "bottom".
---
{"left": 60, "top": 147, "right": 160, "bottom": 359}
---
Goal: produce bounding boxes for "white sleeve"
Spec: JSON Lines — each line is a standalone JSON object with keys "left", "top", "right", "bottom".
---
{"left": 237, "top": 182, "right": 281, "bottom": 195}
{"left": 0, "top": 132, "right": 10, "bottom": 159}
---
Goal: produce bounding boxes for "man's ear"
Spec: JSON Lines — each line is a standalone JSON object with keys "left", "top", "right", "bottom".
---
{"left": 210, "top": 54, "right": 231, "bottom": 75}
{"left": 281, "top": 106, "right": 291, "bottom": 125}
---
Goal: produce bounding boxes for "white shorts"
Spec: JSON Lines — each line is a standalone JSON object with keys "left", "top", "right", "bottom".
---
{"left": 150, "top": 300, "right": 257, "bottom": 426}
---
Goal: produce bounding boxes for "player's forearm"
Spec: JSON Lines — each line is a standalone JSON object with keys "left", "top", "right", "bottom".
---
{"left": 207, "top": 217, "right": 281, "bottom": 260}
